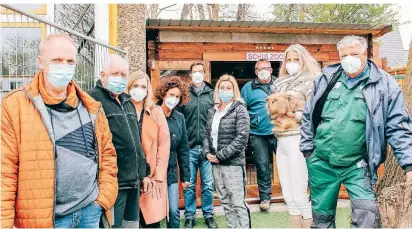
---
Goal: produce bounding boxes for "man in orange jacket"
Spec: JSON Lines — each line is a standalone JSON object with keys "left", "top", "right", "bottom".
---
{"left": 1, "top": 33, "right": 118, "bottom": 228}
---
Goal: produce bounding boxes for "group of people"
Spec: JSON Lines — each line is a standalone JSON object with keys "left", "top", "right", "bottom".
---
{"left": 2, "top": 32, "right": 412, "bottom": 229}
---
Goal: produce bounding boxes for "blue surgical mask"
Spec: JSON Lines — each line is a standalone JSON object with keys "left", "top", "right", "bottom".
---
{"left": 107, "top": 76, "right": 127, "bottom": 94}
{"left": 47, "top": 64, "right": 76, "bottom": 88}
{"left": 218, "top": 90, "right": 234, "bottom": 103}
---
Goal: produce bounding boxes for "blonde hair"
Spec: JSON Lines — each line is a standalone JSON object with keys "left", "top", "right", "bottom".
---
{"left": 213, "top": 74, "right": 243, "bottom": 104}
{"left": 126, "top": 70, "right": 155, "bottom": 108}
{"left": 278, "top": 44, "right": 321, "bottom": 80}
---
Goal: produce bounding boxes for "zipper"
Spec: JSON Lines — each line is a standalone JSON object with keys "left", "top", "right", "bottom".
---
{"left": 120, "top": 101, "right": 140, "bottom": 182}
{"left": 197, "top": 96, "right": 200, "bottom": 142}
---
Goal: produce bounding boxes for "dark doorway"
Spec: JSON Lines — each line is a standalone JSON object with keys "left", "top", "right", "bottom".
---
{"left": 210, "top": 61, "right": 281, "bottom": 90}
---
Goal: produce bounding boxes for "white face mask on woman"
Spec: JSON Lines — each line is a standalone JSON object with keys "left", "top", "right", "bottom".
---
{"left": 286, "top": 62, "right": 301, "bottom": 75}
{"left": 165, "top": 96, "right": 179, "bottom": 110}
{"left": 129, "top": 88, "right": 147, "bottom": 102}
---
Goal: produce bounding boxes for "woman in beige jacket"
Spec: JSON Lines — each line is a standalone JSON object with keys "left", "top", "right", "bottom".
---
{"left": 126, "top": 71, "right": 171, "bottom": 228}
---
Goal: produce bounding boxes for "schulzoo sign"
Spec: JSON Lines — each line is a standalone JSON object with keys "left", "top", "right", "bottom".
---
{"left": 246, "top": 52, "right": 284, "bottom": 61}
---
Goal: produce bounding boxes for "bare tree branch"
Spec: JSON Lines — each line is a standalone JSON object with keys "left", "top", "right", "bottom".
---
{"left": 157, "top": 4, "right": 177, "bottom": 17}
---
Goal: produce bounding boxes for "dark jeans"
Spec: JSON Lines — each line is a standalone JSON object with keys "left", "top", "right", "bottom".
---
{"left": 139, "top": 211, "right": 161, "bottom": 228}
{"left": 113, "top": 188, "right": 140, "bottom": 228}
{"left": 55, "top": 202, "right": 103, "bottom": 228}
{"left": 249, "top": 134, "right": 277, "bottom": 201}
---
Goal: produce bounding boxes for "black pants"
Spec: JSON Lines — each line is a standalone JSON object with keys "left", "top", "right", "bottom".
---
{"left": 139, "top": 211, "right": 161, "bottom": 228}
{"left": 113, "top": 188, "right": 140, "bottom": 228}
{"left": 249, "top": 134, "right": 277, "bottom": 201}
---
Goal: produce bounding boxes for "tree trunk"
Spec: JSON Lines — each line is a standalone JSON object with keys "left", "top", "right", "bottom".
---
{"left": 237, "top": 4, "right": 246, "bottom": 20}
{"left": 197, "top": 4, "right": 205, "bottom": 20}
{"left": 189, "top": 4, "right": 194, "bottom": 20}
{"left": 376, "top": 36, "right": 412, "bottom": 228}
{"left": 181, "top": 4, "right": 190, "bottom": 19}
{"left": 210, "top": 4, "right": 219, "bottom": 20}
{"left": 206, "top": 4, "right": 213, "bottom": 19}
{"left": 149, "top": 4, "right": 158, "bottom": 19}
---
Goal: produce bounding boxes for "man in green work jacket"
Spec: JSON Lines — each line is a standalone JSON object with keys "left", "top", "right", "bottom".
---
{"left": 300, "top": 35, "right": 412, "bottom": 228}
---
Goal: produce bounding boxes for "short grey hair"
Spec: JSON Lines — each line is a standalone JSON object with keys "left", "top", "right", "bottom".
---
{"left": 102, "top": 54, "right": 129, "bottom": 74}
{"left": 337, "top": 35, "right": 368, "bottom": 52}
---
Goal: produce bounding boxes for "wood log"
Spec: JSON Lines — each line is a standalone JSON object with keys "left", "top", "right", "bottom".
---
{"left": 377, "top": 182, "right": 412, "bottom": 228}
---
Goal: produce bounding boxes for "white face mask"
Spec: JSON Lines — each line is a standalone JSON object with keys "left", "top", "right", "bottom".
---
{"left": 129, "top": 88, "right": 147, "bottom": 102}
{"left": 341, "top": 56, "right": 362, "bottom": 74}
{"left": 191, "top": 72, "right": 204, "bottom": 84}
{"left": 286, "top": 62, "right": 301, "bottom": 75}
{"left": 165, "top": 96, "right": 179, "bottom": 110}
{"left": 257, "top": 70, "right": 271, "bottom": 81}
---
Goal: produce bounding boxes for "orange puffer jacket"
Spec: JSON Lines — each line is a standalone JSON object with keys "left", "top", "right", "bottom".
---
{"left": 1, "top": 72, "right": 118, "bottom": 228}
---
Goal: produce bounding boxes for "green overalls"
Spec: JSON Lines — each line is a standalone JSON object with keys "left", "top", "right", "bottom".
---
{"left": 307, "top": 65, "right": 380, "bottom": 228}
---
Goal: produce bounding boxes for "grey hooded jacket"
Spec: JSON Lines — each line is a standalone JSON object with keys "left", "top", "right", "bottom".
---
{"left": 300, "top": 59, "right": 412, "bottom": 185}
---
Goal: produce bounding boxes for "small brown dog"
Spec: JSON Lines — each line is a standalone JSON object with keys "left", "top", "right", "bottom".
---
{"left": 266, "top": 92, "right": 304, "bottom": 132}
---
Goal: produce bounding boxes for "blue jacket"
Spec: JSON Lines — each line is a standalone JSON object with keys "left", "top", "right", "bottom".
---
{"left": 300, "top": 59, "right": 412, "bottom": 185}
{"left": 241, "top": 77, "right": 274, "bottom": 135}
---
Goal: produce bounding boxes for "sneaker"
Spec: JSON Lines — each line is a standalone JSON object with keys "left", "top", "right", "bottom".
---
{"left": 184, "top": 218, "right": 195, "bottom": 229}
{"left": 259, "top": 200, "right": 271, "bottom": 212}
{"left": 205, "top": 217, "right": 218, "bottom": 228}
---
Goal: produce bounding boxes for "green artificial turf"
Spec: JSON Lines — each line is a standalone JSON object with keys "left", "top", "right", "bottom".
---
{"left": 160, "top": 207, "right": 351, "bottom": 228}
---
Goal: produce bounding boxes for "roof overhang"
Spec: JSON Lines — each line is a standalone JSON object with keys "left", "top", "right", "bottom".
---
{"left": 147, "top": 19, "right": 393, "bottom": 39}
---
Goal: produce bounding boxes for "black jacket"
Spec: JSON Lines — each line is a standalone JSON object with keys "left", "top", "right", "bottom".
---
{"left": 203, "top": 101, "right": 250, "bottom": 165}
{"left": 165, "top": 109, "right": 190, "bottom": 185}
{"left": 88, "top": 80, "right": 148, "bottom": 189}
{"left": 178, "top": 82, "right": 214, "bottom": 148}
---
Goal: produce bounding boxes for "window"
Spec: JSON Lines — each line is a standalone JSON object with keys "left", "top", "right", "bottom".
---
{"left": 1, "top": 4, "right": 47, "bottom": 15}
{"left": 10, "top": 81, "right": 23, "bottom": 90}
{"left": 1, "top": 24, "right": 45, "bottom": 77}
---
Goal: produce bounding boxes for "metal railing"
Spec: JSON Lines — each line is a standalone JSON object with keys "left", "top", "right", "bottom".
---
{"left": 0, "top": 4, "right": 127, "bottom": 100}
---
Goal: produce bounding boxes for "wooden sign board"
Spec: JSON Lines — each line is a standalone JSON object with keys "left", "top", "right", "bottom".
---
{"left": 246, "top": 52, "right": 284, "bottom": 61}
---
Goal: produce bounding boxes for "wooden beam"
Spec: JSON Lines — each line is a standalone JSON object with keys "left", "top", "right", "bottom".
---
{"left": 372, "top": 25, "right": 393, "bottom": 39}
{"left": 158, "top": 31, "right": 352, "bottom": 44}
{"left": 148, "top": 25, "right": 386, "bottom": 37}
{"left": 158, "top": 60, "right": 194, "bottom": 70}
{"left": 203, "top": 52, "right": 246, "bottom": 61}
{"left": 367, "top": 33, "right": 373, "bottom": 58}
{"left": 150, "top": 60, "right": 160, "bottom": 90}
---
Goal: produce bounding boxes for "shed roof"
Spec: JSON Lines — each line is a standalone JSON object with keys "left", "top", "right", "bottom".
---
{"left": 378, "top": 30, "right": 409, "bottom": 68}
{"left": 146, "top": 19, "right": 392, "bottom": 38}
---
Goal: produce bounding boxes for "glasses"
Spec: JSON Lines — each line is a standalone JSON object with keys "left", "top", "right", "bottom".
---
{"left": 255, "top": 67, "right": 272, "bottom": 71}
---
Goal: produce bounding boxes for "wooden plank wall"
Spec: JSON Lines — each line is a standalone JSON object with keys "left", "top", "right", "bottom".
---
{"left": 148, "top": 41, "right": 341, "bottom": 64}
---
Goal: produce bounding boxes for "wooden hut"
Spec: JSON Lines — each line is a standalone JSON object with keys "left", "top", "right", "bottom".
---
{"left": 145, "top": 19, "right": 392, "bottom": 208}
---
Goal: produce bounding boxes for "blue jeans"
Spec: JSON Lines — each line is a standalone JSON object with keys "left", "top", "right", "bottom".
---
{"left": 55, "top": 202, "right": 103, "bottom": 228}
{"left": 168, "top": 183, "right": 181, "bottom": 228}
{"left": 183, "top": 145, "right": 214, "bottom": 220}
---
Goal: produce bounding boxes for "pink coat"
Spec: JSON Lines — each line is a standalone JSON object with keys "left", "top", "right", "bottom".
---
{"left": 140, "top": 106, "right": 171, "bottom": 224}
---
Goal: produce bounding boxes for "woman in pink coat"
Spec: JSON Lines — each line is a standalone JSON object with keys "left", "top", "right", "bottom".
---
{"left": 126, "top": 70, "right": 171, "bottom": 228}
